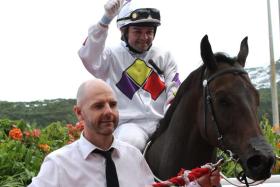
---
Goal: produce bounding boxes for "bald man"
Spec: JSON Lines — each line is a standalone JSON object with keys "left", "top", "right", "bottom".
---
{"left": 28, "top": 79, "right": 220, "bottom": 187}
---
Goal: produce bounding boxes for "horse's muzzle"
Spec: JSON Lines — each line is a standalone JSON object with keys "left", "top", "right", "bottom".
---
{"left": 239, "top": 136, "right": 275, "bottom": 181}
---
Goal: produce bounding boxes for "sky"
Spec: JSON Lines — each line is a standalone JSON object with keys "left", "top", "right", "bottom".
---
{"left": 0, "top": 0, "right": 280, "bottom": 102}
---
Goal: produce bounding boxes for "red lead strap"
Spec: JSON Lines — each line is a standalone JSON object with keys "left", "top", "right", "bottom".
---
{"left": 151, "top": 167, "right": 210, "bottom": 187}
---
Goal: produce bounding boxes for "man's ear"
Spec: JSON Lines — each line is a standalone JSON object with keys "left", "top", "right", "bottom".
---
{"left": 73, "top": 105, "right": 83, "bottom": 121}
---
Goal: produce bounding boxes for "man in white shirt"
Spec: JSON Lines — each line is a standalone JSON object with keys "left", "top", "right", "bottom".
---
{"left": 28, "top": 79, "right": 220, "bottom": 187}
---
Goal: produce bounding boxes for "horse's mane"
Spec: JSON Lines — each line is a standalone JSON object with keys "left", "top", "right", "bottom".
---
{"left": 149, "top": 52, "right": 236, "bottom": 142}
{"left": 149, "top": 65, "right": 205, "bottom": 142}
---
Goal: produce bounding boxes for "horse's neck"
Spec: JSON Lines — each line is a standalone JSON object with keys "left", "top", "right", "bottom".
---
{"left": 146, "top": 68, "right": 217, "bottom": 179}
{"left": 161, "top": 93, "right": 215, "bottom": 169}
{"left": 165, "top": 120, "right": 214, "bottom": 167}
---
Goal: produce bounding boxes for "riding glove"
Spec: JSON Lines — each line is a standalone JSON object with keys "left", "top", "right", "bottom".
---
{"left": 100, "top": 0, "right": 124, "bottom": 26}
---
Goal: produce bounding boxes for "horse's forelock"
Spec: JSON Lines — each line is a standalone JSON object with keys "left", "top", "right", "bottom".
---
{"left": 214, "top": 52, "right": 236, "bottom": 65}
{"left": 214, "top": 52, "right": 258, "bottom": 97}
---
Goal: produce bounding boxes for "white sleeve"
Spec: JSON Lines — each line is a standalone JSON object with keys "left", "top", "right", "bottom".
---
{"left": 27, "top": 157, "right": 60, "bottom": 187}
{"left": 78, "top": 23, "right": 112, "bottom": 79}
{"left": 163, "top": 52, "right": 180, "bottom": 112}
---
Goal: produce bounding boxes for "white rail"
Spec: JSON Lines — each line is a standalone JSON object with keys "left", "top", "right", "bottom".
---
{"left": 221, "top": 175, "right": 280, "bottom": 186}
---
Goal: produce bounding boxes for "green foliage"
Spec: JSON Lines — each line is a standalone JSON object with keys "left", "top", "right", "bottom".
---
{"left": 0, "top": 99, "right": 76, "bottom": 128}
{"left": 39, "top": 122, "right": 69, "bottom": 151}
{"left": 258, "top": 87, "right": 280, "bottom": 124}
{"left": 0, "top": 119, "right": 83, "bottom": 186}
{"left": 0, "top": 119, "right": 41, "bottom": 186}
{"left": 260, "top": 117, "right": 278, "bottom": 150}
{"left": 218, "top": 152, "right": 242, "bottom": 177}
{"left": 258, "top": 88, "right": 273, "bottom": 122}
{"left": 260, "top": 117, "right": 280, "bottom": 173}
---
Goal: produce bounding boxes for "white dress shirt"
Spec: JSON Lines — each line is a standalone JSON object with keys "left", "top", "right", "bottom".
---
{"left": 28, "top": 133, "right": 201, "bottom": 187}
{"left": 28, "top": 134, "right": 154, "bottom": 187}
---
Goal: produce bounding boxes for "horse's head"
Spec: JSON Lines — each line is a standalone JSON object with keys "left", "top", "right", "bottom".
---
{"left": 199, "top": 35, "right": 275, "bottom": 181}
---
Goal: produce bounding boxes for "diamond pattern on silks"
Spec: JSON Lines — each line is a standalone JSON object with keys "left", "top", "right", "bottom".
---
{"left": 116, "top": 73, "right": 140, "bottom": 99}
{"left": 116, "top": 58, "right": 166, "bottom": 100}
{"left": 126, "top": 59, "right": 152, "bottom": 86}
{"left": 173, "top": 73, "right": 181, "bottom": 86}
{"left": 143, "top": 71, "right": 166, "bottom": 100}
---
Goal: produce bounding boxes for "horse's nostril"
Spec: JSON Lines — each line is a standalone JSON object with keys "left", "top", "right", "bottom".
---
{"left": 247, "top": 155, "right": 275, "bottom": 171}
{"left": 247, "top": 155, "right": 262, "bottom": 170}
{"left": 245, "top": 154, "right": 275, "bottom": 180}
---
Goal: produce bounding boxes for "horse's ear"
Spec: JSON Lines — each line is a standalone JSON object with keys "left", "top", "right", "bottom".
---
{"left": 200, "top": 35, "right": 217, "bottom": 70}
{"left": 237, "top": 36, "right": 249, "bottom": 67}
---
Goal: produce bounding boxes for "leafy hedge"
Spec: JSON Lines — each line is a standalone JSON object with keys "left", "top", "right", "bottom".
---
{"left": 0, "top": 99, "right": 76, "bottom": 128}
{"left": 0, "top": 118, "right": 279, "bottom": 186}
{"left": 0, "top": 119, "right": 83, "bottom": 186}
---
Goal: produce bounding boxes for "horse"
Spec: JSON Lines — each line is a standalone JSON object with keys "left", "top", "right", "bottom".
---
{"left": 145, "top": 35, "right": 275, "bottom": 182}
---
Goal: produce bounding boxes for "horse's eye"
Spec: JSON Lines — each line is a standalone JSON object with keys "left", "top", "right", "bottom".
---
{"left": 218, "top": 97, "right": 231, "bottom": 107}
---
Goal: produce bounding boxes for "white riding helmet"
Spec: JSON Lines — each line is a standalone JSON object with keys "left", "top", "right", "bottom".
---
{"left": 116, "top": 0, "right": 161, "bottom": 29}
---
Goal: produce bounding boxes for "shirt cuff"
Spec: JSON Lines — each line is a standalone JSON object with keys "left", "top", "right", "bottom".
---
{"left": 99, "top": 15, "right": 112, "bottom": 26}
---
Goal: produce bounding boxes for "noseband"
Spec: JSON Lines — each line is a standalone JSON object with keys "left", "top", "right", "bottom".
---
{"left": 202, "top": 67, "right": 248, "bottom": 147}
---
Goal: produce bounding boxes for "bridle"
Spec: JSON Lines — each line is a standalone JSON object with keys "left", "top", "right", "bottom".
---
{"left": 202, "top": 66, "right": 258, "bottom": 187}
{"left": 202, "top": 66, "right": 248, "bottom": 148}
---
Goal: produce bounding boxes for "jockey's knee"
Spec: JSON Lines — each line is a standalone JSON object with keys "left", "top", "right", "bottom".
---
{"left": 114, "top": 125, "right": 148, "bottom": 151}
{"left": 120, "top": 134, "right": 147, "bottom": 151}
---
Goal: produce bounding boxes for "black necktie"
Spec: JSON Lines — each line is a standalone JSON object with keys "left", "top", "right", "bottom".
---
{"left": 93, "top": 148, "right": 119, "bottom": 187}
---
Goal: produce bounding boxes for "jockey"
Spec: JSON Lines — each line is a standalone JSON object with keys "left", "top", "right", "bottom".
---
{"left": 78, "top": 0, "right": 180, "bottom": 151}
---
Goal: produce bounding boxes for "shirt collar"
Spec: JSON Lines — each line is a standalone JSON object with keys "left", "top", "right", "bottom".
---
{"left": 78, "top": 133, "right": 120, "bottom": 160}
{"left": 121, "top": 41, "right": 148, "bottom": 58}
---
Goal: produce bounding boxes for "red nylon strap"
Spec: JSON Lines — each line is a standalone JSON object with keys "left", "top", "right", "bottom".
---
{"left": 188, "top": 168, "right": 210, "bottom": 181}
{"left": 151, "top": 167, "right": 211, "bottom": 187}
{"left": 152, "top": 183, "right": 169, "bottom": 187}
{"left": 169, "top": 177, "right": 186, "bottom": 185}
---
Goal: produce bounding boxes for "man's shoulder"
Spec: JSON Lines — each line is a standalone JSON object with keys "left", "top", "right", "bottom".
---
{"left": 46, "top": 141, "right": 78, "bottom": 160}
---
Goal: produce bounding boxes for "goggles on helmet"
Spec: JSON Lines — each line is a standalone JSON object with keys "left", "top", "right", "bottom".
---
{"left": 117, "top": 8, "right": 160, "bottom": 22}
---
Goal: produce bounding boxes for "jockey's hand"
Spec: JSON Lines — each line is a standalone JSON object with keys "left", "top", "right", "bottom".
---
{"left": 196, "top": 169, "right": 220, "bottom": 187}
{"left": 104, "top": 0, "right": 123, "bottom": 18}
{"left": 100, "top": 0, "right": 124, "bottom": 26}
